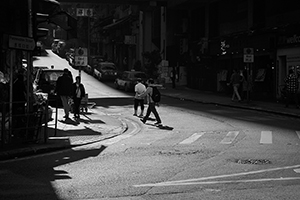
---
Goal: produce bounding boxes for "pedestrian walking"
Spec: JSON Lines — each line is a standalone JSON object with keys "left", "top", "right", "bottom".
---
{"left": 72, "top": 76, "right": 86, "bottom": 119}
{"left": 133, "top": 78, "right": 146, "bottom": 117}
{"left": 284, "top": 68, "right": 299, "bottom": 108}
{"left": 56, "top": 68, "right": 73, "bottom": 119}
{"left": 139, "top": 78, "right": 162, "bottom": 126}
{"left": 241, "top": 70, "right": 253, "bottom": 101}
{"left": 228, "top": 69, "right": 242, "bottom": 102}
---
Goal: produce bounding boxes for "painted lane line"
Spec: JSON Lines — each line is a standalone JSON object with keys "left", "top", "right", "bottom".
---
{"left": 133, "top": 164, "right": 300, "bottom": 187}
{"left": 134, "top": 177, "right": 300, "bottom": 187}
{"left": 296, "top": 131, "right": 300, "bottom": 140}
{"left": 260, "top": 131, "right": 272, "bottom": 144}
{"left": 220, "top": 131, "right": 239, "bottom": 144}
{"left": 102, "top": 119, "right": 139, "bottom": 145}
{"left": 179, "top": 132, "right": 205, "bottom": 144}
{"left": 294, "top": 168, "right": 300, "bottom": 173}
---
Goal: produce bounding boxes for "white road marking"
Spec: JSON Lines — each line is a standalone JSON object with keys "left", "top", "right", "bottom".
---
{"left": 294, "top": 168, "right": 300, "bottom": 173}
{"left": 134, "top": 177, "right": 300, "bottom": 187}
{"left": 179, "top": 132, "right": 205, "bottom": 144}
{"left": 260, "top": 131, "right": 272, "bottom": 144}
{"left": 133, "top": 164, "right": 300, "bottom": 187}
{"left": 296, "top": 131, "right": 300, "bottom": 140}
{"left": 102, "top": 119, "right": 139, "bottom": 145}
{"left": 220, "top": 131, "right": 239, "bottom": 144}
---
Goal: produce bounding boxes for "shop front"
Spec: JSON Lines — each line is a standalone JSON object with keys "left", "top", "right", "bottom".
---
{"left": 276, "top": 33, "right": 300, "bottom": 100}
{"left": 209, "top": 32, "right": 276, "bottom": 100}
{"left": 0, "top": 35, "right": 50, "bottom": 148}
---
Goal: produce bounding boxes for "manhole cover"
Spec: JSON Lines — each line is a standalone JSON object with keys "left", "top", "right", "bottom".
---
{"left": 235, "top": 159, "right": 271, "bottom": 165}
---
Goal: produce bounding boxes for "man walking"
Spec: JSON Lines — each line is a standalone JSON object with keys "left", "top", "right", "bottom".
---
{"left": 134, "top": 78, "right": 146, "bottom": 117}
{"left": 139, "top": 79, "right": 162, "bottom": 126}
{"left": 285, "top": 68, "right": 299, "bottom": 108}
{"left": 56, "top": 68, "right": 73, "bottom": 119}
{"left": 229, "top": 69, "right": 242, "bottom": 102}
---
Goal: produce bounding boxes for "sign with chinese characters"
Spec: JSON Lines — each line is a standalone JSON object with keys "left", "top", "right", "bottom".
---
{"left": 8, "top": 35, "right": 35, "bottom": 51}
{"left": 75, "top": 48, "right": 88, "bottom": 66}
{"left": 76, "top": 8, "right": 93, "bottom": 17}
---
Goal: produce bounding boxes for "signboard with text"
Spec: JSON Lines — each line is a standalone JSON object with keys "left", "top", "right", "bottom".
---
{"left": 8, "top": 35, "right": 35, "bottom": 51}
{"left": 243, "top": 47, "right": 254, "bottom": 63}
{"left": 75, "top": 48, "right": 88, "bottom": 66}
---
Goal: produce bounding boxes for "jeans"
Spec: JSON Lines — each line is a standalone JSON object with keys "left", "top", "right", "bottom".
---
{"left": 286, "top": 91, "right": 299, "bottom": 107}
{"left": 143, "top": 102, "right": 161, "bottom": 123}
{"left": 60, "top": 95, "right": 70, "bottom": 117}
{"left": 232, "top": 84, "right": 241, "bottom": 101}
{"left": 73, "top": 97, "right": 82, "bottom": 116}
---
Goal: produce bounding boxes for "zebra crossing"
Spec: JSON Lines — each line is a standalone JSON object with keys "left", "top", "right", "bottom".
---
{"left": 148, "top": 130, "right": 299, "bottom": 146}
{"left": 102, "top": 128, "right": 300, "bottom": 147}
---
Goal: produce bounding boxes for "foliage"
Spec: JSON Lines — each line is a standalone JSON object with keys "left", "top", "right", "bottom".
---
{"left": 142, "top": 50, "right": 162, "bottom": 78}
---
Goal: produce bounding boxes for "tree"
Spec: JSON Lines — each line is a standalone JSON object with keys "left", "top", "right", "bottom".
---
{"left": 142, "top": 50, "right": 162, "bottom": 79}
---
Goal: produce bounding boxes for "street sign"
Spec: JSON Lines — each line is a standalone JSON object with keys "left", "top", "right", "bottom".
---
{"left": 8, "top": 35, "right": 35, "bottom": 51}
{"left": 244, "top": 55, "right": 254, "bottom": 63}
{"left": 75, "top": 47, "right": 88, "bottom": 66}
{"left": 75, "top": 56, "right": 88, "bottom": 66}
{"left": 244, "top": 47, "right": 254, "bottom": 63}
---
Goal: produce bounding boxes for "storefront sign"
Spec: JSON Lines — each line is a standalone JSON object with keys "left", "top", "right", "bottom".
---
{"left": 287, "top": 34, "right": 300, "bottom": 44}
{"left": 76, "top": 8, "right": 93, "bottom": 17}
{"left": 8, "top": 35, "right": 35, "bottom": 51}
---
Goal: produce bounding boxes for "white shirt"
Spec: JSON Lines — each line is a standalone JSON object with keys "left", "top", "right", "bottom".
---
{"left": 134, "top": 82, "right": 146, "bottom": 99}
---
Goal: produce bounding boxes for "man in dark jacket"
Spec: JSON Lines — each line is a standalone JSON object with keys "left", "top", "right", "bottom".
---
{"left": 72, "top": 76, "right": 85, "bottom": 119}
{"left": 56, "top": 68, "right": 73, "bottom": 118}
{"left": 285, "top": 69, "right": 299, "bottom": 108}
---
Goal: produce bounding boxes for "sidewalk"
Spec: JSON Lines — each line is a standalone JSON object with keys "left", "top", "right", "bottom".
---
{"left": 162, "top": 84, "right": 300, "bottom": 118}
{"left": 1, "top": 84, "right": 299, "bottom": 161}
{"left": 0, "top": 107, "right": 128, "bottom": 161}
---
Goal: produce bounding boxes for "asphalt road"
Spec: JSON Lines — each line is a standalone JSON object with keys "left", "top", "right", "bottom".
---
{"left": 1, "top": 51, "right": 300, "bottom": 200}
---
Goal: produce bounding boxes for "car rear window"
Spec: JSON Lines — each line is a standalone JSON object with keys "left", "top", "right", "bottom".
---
{"left": 41, "top": 71, "right": 64, "bottom": 82}
{"left": 100, "top": 63, "right": 116, "bottom": 70}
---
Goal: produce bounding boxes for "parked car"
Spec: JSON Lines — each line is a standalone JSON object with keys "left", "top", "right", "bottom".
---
{"left": 33, "top": 65, "right": 48, "bottom": 77}
{"left": 33, "top": 68, "right": 65, "bottom": 107}
{"left": 85, "top": 56, "right": 104, "bottom": 75}
{"left": 114, "top": 70, "right": 147, "bottom": 92}
{"left": 93, "top": 62, "right": 118, "bottom": 81}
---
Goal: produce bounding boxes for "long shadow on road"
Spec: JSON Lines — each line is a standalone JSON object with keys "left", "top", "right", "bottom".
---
{"left": 0, "top": 143, "right": 106, "bottom": 200}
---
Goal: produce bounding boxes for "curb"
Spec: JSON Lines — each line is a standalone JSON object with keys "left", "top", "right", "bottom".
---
{"left": 162, "top": 93, "right": 300, "bottom": 119}
{"left": 0, "top": 117, "right": 128, "bottom": 161}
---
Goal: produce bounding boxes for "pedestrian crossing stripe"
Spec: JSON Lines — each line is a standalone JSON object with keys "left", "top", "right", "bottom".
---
{"left": 260, "top": 131, "right": 272, "bottom": 144}
{"left": 179, "top": 132, "right": 205, "bottom": 144}
{"left": 220, "top": 131, "right": 239, "bottom": 144}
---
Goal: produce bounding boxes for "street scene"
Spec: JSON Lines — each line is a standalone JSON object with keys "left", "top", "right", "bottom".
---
{"left": 1, "top": 0, "right": 300, "bottom": 200}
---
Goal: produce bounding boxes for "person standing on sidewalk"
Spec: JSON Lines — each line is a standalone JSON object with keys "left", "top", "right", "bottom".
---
{"left": 228, "top": 69, "right": 242, "bottom": 102}
{"left": 133, "top": 78, "right": 146, "bottom": 117}
{"left": 139, "top": 78, "right": 162, "bottom": 126}
{"left": 284, "top": 68, "right": 299, "bottom": 108}
{"left": 72, "top": 76, "right": 86, "bottom": 119}
{"left": 56, "top": 68, "right": 73, "bottom": 119}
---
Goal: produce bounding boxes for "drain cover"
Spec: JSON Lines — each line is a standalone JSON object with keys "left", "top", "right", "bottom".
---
{"left": 235, "top": 159, "right": 271, "bottom": 165}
